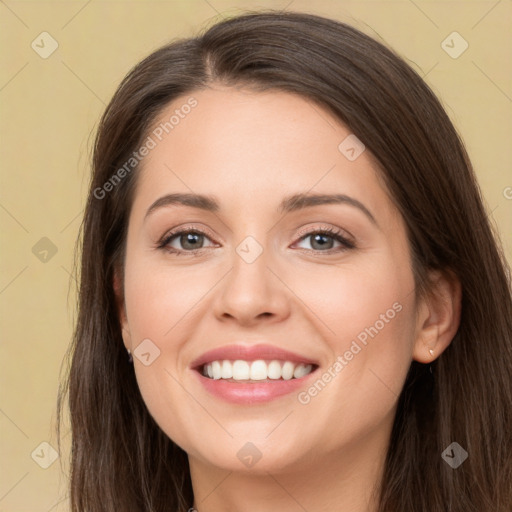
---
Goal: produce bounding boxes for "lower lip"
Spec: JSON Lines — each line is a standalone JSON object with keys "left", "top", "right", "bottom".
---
{"left": 193, "top": 369, "right": 318, "bottom": 404}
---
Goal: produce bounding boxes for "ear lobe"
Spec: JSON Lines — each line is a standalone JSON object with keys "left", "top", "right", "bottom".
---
{"left": 412, "top": 269, "right": 462, "bottom": 363}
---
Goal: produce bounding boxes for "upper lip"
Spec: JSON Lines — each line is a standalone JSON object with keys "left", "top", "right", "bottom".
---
{"left": 190, "top": 343, "right": 319, "bottom": 370}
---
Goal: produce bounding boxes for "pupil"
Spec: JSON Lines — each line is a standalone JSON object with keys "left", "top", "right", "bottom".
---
{"left": 183, "top": 233, "right": 201, "bottom": 250}
{"left": 312, "top": 234, "right": 332, "bottom": 250}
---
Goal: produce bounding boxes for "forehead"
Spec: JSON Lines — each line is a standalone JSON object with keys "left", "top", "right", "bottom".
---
{"left": 131, "top": 86, "right": 396, "bottom": 225}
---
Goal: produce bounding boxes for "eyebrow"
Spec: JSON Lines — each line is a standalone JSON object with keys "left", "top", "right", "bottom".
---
{"left": 144, "top": 192, "right": 378, "bottom": 227}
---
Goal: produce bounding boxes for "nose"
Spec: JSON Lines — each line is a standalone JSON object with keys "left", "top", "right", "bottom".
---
{"left": 212, "top": 240, "right": 290, "bottom": 327}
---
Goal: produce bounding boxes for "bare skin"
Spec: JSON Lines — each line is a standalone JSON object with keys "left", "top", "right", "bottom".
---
{"left": 115, "top": 86, "right": 461, "bottom": 512}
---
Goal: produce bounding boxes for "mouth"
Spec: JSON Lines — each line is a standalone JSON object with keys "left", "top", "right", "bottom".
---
{"left": 189, "top": 343, "right": 320, "bottom": 403}
{"left": 196, "top": 359, "right": 319, "bottom": 382}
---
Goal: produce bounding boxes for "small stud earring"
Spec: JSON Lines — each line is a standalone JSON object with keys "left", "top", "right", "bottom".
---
{"left": 429, "top": 349, "right": 434, "bottom": 356}
{"left": 127, "top": 349, "right": 133, "bottom": 363}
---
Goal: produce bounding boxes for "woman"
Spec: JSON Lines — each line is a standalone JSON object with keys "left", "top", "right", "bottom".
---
{"left": 57, "top": 10, "right": 512, "bottom": 512}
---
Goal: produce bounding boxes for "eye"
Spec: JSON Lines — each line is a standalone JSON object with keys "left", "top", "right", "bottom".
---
{"left": 293, "top": 226, "right": 355, "bottom": 253}
{"left": 157, "top": 227, "right": 216, "bottom": 255}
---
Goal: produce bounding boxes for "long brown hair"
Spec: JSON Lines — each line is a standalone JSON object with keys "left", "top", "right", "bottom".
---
{"left": 57, "top": 10, "right": 512, "bottom": 511}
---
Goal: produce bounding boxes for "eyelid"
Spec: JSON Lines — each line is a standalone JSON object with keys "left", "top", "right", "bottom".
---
{"left": 294, "top": 223, "right": 354, "bottom": 243}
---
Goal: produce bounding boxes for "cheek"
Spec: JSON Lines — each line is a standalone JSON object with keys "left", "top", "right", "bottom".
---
{"left": 285, "top": 251, "right": 415, "bottom": 353}
{"left": 290, "top": 256, "right": 416, "bottom": 426}
{"left": 122, "top": 254, "right": 204, "bottom": 449}
{"left": 122, "top": 256, "right": 222, "bottom": 439}
{"left": 123, "top": 256, "right": 214, "bottom": 342}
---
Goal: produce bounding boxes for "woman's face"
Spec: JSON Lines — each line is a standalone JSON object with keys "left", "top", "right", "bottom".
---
{"left": 117, "top": 85, "right": 425, "bottom": 474}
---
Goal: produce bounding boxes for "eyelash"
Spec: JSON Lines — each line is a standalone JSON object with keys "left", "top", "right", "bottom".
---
{"left": 156, "top": 224, "right": 356, "bottom": 256}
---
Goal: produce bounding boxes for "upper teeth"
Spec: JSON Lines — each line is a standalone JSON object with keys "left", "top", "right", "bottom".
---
{"left": 202, "top": 360, "right": 314, "bottom": 381}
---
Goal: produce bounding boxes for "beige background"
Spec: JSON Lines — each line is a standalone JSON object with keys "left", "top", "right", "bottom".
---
{"left": 0, "top": 0, "right": 511, "bottom": 510}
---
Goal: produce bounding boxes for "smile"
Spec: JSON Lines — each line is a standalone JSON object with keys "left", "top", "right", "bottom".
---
{"left": 190, "top": 343, "right": 320, "bottom": 404}
{"left": 201, "top": 359, "right": 316, "bottom": 381}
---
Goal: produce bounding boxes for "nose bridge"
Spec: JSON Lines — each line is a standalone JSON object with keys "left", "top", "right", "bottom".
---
{"left": 213, "top": 230, "right": 288, "bottom": 322}
{"left": 230, "top": 232, "right": 272, "bottom": 296}
{"left": 235, "top": 234, "right": 267, "bottom": 267}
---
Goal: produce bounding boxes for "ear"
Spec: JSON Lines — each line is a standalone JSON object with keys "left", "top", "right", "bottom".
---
{"left": 412, "top": 269, "right": 462, "bottom": 363}
{"left": 113, "top": 266, "right": 132, "bottom": 351}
